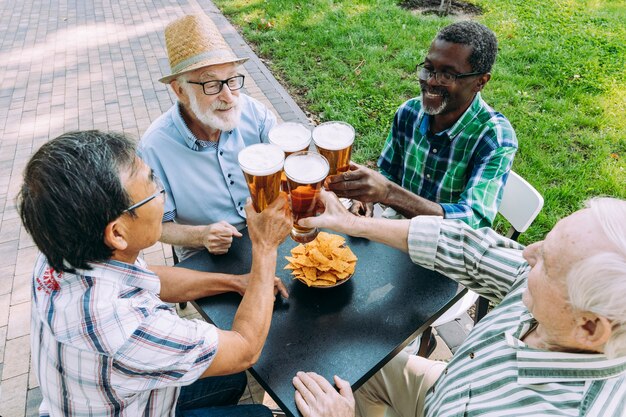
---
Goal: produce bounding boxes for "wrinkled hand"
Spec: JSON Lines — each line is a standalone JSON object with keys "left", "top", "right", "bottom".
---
{"left": 203, "top": 221, "right": 242, "bottom": 255}
{"left": 348, "top": 200, "right": 374, "bottom": 217}
{"left": 297, "top": 189, "right": 355, "bottom": 234}
{"left": 326, "top": 162, "right": 390, "bottom": 203}
{"left": 234, "top": 273, "right": 289, "bottom": 299}
{"left": 293, "top": 372, "right": 355, "bottom": 417}
{"left": 246, "top": 193, "right": 292, "bottom": 252}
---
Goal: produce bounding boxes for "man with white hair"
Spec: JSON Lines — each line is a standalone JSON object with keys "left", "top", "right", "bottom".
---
{"left": 139, "top": 14, "right": 277, "bottom": 261}
{"left": 291, "top": 191, "right": 626, "bottom": 417}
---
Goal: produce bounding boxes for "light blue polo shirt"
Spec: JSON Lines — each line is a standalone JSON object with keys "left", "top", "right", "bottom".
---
{"left": 138, "top": 94, "right": 276, "bottom": 259}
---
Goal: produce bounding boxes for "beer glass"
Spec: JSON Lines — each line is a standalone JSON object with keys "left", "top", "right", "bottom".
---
{"left": 238, "top": 143, "right": 284, "bottom": 212}
{"left": 284, "top": 151, "right": 329, "bottom": 243}
{"left": 268, "top": 122, "right": 312, "bottom": 191}
{"left": 311, "top": 121, "right": 355, "bottom": 176}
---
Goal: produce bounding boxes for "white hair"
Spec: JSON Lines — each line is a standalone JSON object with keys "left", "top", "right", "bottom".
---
{"left": 567, "top": 197, "right": 626, "bottom": 358}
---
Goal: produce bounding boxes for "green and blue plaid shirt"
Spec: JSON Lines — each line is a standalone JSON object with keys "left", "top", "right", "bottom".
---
{"left": 378, "top": 93, "right": 517, "bottom": 228}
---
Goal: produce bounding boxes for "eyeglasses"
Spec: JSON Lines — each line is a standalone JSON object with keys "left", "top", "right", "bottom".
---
{"left": 123, "top": 176, "right": 166, "bottom": 213}
{"left": 416, "top": 63, "right": 482, "bottom": 86}
{"left": 187, "top": 75, "right": 245, "bottom": 96}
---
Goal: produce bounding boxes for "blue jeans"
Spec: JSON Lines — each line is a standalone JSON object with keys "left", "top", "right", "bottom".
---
{"left": 175, "top": 372, "right": 272, "bottom": 417}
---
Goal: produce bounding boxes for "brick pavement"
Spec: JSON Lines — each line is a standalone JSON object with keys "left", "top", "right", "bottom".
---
{"left": 0, "top": 1, "right": 307, "bottom": 416}
{"left": 0, "top": 2, "right": 457, "bottom": 416}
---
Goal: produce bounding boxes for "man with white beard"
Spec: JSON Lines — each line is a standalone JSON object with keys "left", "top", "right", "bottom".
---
{"left": 327, "top": 21, "right": 517, "bottom": 230}
{"left": 139, "top": 14, "right": 277, "bottom": 261}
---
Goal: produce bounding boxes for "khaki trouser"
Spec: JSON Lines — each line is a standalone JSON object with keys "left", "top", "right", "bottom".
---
{"left": 354, "top": 352, "right": 446, "bottom": 417}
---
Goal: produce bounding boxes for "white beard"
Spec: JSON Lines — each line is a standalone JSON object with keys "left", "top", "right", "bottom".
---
{"left": 185, "top": 84, "right": 242, "bottom": 132}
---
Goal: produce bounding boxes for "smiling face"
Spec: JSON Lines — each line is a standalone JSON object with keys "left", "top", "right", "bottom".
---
{"left": 522, "top": 209, "right": 615, "bottom": 351}
{"left": 420, "top": 39, "right": 489, "bottom": 120}
{"left": 176, "top": 63, "right": 242, "bottom": 132}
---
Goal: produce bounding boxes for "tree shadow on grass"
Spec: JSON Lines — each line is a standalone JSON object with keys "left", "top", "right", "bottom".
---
{"left": 399, "top": 0, "right": 483, "bottom": 17}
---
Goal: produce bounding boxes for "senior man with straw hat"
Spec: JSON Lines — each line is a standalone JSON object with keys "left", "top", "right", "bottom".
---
{"left": 139, "top": 13, "right": 277, "bottom": 262}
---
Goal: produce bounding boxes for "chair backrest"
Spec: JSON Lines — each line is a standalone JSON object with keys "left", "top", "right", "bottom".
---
{"left": 433, "top": 171, "right": 544, "bottom": 328}
{"left": 498, "top": 171, "right": 544, "bottom": 240}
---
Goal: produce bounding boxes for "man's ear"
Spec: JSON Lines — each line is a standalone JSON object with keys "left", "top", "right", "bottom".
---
{"left": 574, "top": 312, "right": 612, "bottom": 352}
{"left": 474, "top": 73, "right": 491, "bottom": 92}
{"left": 104, "top": 219, "right": 129, "bottom": 252}
{"left": 170, "top": 79, "right": 186, "bottom": 101}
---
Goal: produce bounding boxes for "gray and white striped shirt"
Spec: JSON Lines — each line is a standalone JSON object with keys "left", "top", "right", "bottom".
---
{"left": 408, "top": 216, "right": 626, "bottom": 416}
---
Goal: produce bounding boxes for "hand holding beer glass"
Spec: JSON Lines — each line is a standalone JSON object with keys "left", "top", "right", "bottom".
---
{"left": 268, "top": 122, "right": 312, "bottom": 191}
{"left": 238, "top": 143, "right": 285, "bottom": 213}
{"left": 283, "top": 151, "right": 329, "bottom": 243}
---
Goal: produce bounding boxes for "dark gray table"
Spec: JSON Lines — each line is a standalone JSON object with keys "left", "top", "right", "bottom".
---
{"left": 178, "top": 229, "right": 463, "bottom": 417}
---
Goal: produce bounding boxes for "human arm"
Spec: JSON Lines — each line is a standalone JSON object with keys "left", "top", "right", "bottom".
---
{"left": 199, "top": 194, "right": 292, "bottom": 377}
{"left": 327, "top": 162, "right": 444, "bottom": 218}
{"left": 439, "top": 144, "right": 517, "bottom": 228}
{"left": 298, "top": 189, "right": 411, "bottom": 252}
{"left": 407, "top": 215, "right": 528, "bottom": 303}
{"left": 150, "top": 266, "right": 288, "bottom": 301}
{"left": 300, "top": 190, "right": 528, "bottom": 303}
{"left": 293, "top": 372, "right": 355, "bottom": 417}
{"left": 160, "top": 220, "right": 242, "bottom": 255}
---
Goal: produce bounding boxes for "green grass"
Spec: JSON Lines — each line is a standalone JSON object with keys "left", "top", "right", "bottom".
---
{"left": 214, "top": 0, "right": 626, "bottom": 243}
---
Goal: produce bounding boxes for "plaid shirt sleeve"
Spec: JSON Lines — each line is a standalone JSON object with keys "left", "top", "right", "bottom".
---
{"left": 407, "top": 215, "right": 528, "bottom": 303}
{"left": 111, "top": 307, "right": 219, "bottom": 393}
{"left": 440, "top": 117, "right": 517, "bottom": 228}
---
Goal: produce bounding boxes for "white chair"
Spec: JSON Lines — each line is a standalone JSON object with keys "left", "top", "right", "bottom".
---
{"left": 497, "top": 170, "right": 545, "bottom": 241}
{"left": 419, "top": 171, "right": 544, "bottom": 355}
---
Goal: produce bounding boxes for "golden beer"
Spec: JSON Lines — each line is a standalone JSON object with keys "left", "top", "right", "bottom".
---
{"left": 284, "top": 151, "right": 329, "bottom": 243}
{"left": 238, "top": 143, "right": 284, "bottom": 213}
{"left": 268, "top": 122, "right": 312, "bottom": 191}
{"left": 312, "top": 121, "right": 355, "bottom": 176}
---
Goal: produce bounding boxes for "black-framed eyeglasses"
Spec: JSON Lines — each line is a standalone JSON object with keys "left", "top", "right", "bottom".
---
{"left": 187, "top": 75, "right": 245, "bottom": 96}
{"left": 416, "top": 63, "right": 482, "bottom": 86}
{"left": 123, "top": 176, "right": 166, "bottom": 213}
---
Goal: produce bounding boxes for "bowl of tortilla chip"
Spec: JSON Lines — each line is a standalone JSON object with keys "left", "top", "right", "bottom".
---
{"left": 284, "top": 232, "right": 357, "bottom": 288}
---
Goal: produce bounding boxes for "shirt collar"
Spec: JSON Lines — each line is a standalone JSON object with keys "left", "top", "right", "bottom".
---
{"left": 83, "top": 258, "right": 161, "bottom": 294}
{"left": 418, "top": 93, "right": 483, "bottom": 141}
{"left": 173, "top": 101, "right": 230, "bottom": 151}
{"left": 505, "top": 313, "right": 626, "bottom": 384}
{"left": 446, "top": 93, "right": 482, "bottom": 140}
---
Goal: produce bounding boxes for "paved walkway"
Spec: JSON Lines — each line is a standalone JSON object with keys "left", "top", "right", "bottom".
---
{"left": 0, "top": 1, "right": 309, "bottom": 415}
{"left": 0, "top": 2, "right": 458, "bottom": 416}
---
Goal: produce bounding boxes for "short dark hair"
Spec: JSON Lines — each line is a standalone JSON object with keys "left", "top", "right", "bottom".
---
{"left": 436, "top": 21, "right": 498, "bottom": 74}
{"left": 18, "top": 130, "right": 137, "bottom": 273}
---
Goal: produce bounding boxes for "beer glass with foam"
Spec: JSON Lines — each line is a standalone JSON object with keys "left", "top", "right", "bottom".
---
{"left": 268, "top": 122, "right": 312, "bottom": 191}
{"left": 283, "top": 151, "right": 329, "bottom": 243}
{"left": 311, "top": 121, "right": 355, "bottom": 176}
{"left": 238, "top": 143, "right": 284, "bottom": 212}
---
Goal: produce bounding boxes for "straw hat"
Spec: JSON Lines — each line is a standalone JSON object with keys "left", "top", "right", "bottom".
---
{"left": 159, "top": 14, "right": 248, "bottom": 84}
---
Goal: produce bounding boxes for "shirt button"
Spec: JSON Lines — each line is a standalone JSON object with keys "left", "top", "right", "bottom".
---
{"left": 426, "top": 174, "right": 431, "bottom": 179}
{"left": 444, "top": 368, "right": 448, "bottom": 375}
{"left": 228, "top": 173, "right": 232, "bottom": 178}
{"left": 469, "top": 352, "right": 475, "bottom": 359}
{"left": 432, "top": 148, "right": 438, "bottom": 154}
{"left": 230, "top": 180, "right": 234, "bottom": 185}
{"left": 219, "top": 151, "right": 224, "bottom": 156}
